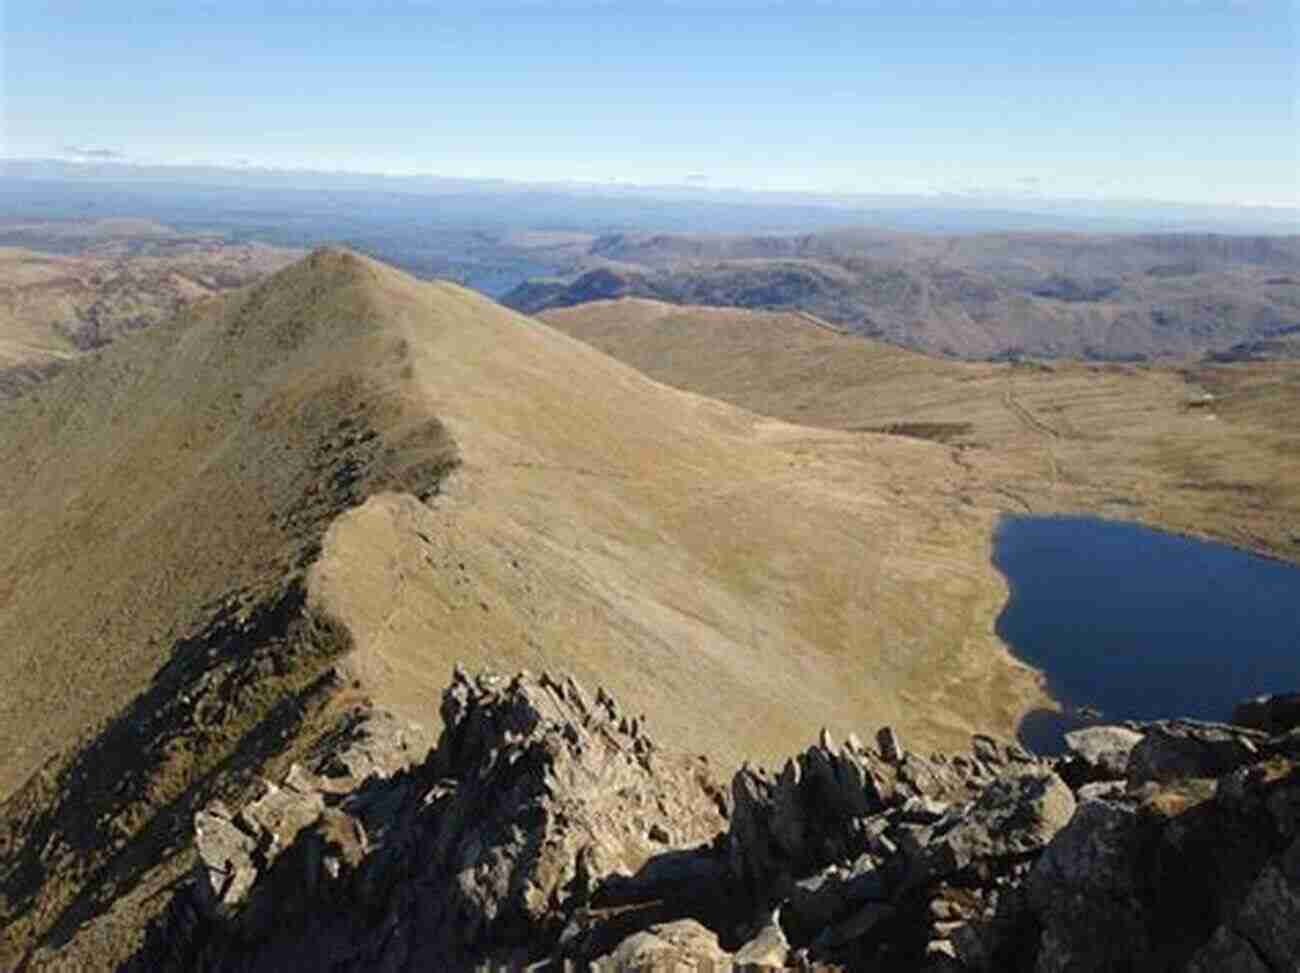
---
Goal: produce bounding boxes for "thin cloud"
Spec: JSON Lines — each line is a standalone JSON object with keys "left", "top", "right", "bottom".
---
{"left": 685, "top": 172, "right": 710, "bottom": 184}
{"left": 61, "top": 144, "right": 125, "bottom": 160}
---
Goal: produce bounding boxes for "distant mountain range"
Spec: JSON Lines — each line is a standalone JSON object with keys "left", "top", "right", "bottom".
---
{"left": 503, "top": 229, "right": 1300, "bottom": 361}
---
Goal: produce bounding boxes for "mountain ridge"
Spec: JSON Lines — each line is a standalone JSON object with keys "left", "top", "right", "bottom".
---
{"left": 503, "top": 230, "right": 1300, "bottom": 361}
{"left": 0, "top": 249, "right": 1047, "bottom": 968}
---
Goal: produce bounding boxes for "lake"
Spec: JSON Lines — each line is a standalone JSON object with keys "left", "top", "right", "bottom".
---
{"left": 992, "top": 514, "right": 1300, "bottom": 752}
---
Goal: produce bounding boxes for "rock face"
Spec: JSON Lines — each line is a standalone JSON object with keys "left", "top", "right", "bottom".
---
{"left": 1234, "top": 693, "right": 1300, "bottom": 736}
{"left": 129, "top": 676, "right": 1300, "bottom": 973}
{"left": 130, "top": 669, "right": 727, "bottom": 971}
{"left": 1060, "top": 725, "right": 1143, "bottom": 784}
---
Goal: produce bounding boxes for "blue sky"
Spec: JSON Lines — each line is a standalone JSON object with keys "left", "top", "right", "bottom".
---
{"left": 4, "top": 1, "right": 1297, "bottom": 206}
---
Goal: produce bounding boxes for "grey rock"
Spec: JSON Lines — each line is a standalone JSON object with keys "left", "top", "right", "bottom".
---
{"left": 923, "top": 770, "right": 1076, "bottom": 878}
{"left": 1126, "top": 720, "right": 1261, "bottom": 786}
{"left": 594, "top": 919, "right": 732, "bottom": 972}
{"left": 1063, "top": 725, "right": 1143, "bottom": 781}
{"left": 729, "top": 735, "right": 890, "bottom": 895}
{"left": 147, "top": 670, "right": 726, "bottom": 971}
{"left": 1076, "top": 780, "right": 1129, "bottom": 802}
{"left": 1183, "top": 926, "right": 1272, "bottom": 973}
{"left": 877, "top": 726, "right": 903, "bottom": 764}
{"left": 1232, "top": 692, "right": 1300, "bottom": 736}
{"left": 193, "top": 809, "right": 259, "bottom": 914}
{"left": 1188, "top": 838, "right": 1300, "bottom": 973}
{"left": 812, "top": 901, "right": 894, "bottom": 951}
{"left": 1027, "top": 799, "right": 1150, "bottom": 973}
{"left": 131, "top": 668, "right": 1300, "bottom": 973}
{"left": 733, "top": 907, "right": 789, "bottom": 968}
{"left": 972, "top": 734, "right": 1003, "bottom": 767}
{"left": 783, "top": 853, "right": 887, "bottom": 943}
{"left": 901, "top": 796, "right": 951, "bottom": 824}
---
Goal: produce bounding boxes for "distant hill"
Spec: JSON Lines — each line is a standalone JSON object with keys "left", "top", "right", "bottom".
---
{"left": 0, "top": 251, "right": 1046, "bottom": 969}
{"left": 505, "top": 230, "right": 1300, "bottom": 361}
{"left": 0, "top": 226, "right": 301, "bottom": 397}
{"left": 540, "top": 298, "right": 1300, "bottom": 563}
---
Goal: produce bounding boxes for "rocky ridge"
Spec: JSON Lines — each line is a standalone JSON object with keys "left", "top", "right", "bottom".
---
{"left": 126, "top": 672, "right": 1300, "bottom": 972}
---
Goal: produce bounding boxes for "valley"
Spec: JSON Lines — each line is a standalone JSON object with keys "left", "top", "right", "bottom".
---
{"left": 507, "top": 229, "right": 1300, "bottom": 361}
{"left": 540, "top": 298, "right": 1300, "bottom": 563}
{"left": 0, "top": 250, "right": 1048, "bottom": 969}
{"left": 0, "top": 221, "right": 1296, "bottom": 973}
{"left": 0, "top": 223, "right": 301, "bottom": 398}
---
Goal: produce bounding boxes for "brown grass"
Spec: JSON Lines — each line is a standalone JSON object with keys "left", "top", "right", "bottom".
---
{"left": 0, "top": 242, "right": 301, "bottom": 398}
{"left": 0, "top": 253, "right": 1055, "bottom": 968}
{"left": 540, "top": 298, "right": 1300, "bottom": 563}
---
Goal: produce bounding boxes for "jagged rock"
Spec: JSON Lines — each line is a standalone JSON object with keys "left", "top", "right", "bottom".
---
{"left": 1183, "top": 926, "right": 1273, "bottom": 973}
{"left": 728, "top": 735, "right": 890, "bottom": 898}
{"left": 1126, "top": 720, "right": 1262, "bottom": 786}
{"left": 1233, "top": 693, "right": 1300, "bottom": 736}
{"left": 311, "top": 707, "right": 434, "bottom": 782}
{"left": 783, "top": 854, "right": 887, "bottom": 945}
{"left": 236, "top": 780, "right": 325, "bottom": 853}
{"left": 901, "top": 796, "right": 951, "bottom": 824}
{"left": 594, "top": 919, "right": 732, "bottom": 971}
{"left": 1027, "top": 798, "right": 1150, "bottom": 972}
{"left": 734, "top": 907, "right": 790, "bottom": 968}
{"left": 192, "top": 805, "right": 259, "bottom": 914}
{"left": 1061, "top": 725, "right": 1143, "bottom": 782}
{"left": 135, "top": 670, "right": 726, "bottom": 971}
{"left": 812, "top": 901, "right": 894, "bottom": 951}
{"left": 920, "top": 770, "right": 1075, "bottom": 880}
{"left": 1075, "top": 780, "right": 1128, "bottom": 802}
{"left": 877, "top": 726, "right": 903, "bottom": 764}
{"left": 135, "top": 672, "right": 1300, "bottom": 973}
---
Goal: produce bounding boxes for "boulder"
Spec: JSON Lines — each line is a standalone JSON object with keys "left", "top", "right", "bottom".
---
{"left": 1062, "top": 725, "right": 1143, "bottom": 782}
{"left": 1126, "top": 721, "right": 1261, "bottom": 786}
{"left": 1186, "top": 836, "right": 1300, "bottom": 973}
{"left": 733, "top": 907, "right": 790, "bottom": 968}
{"left": 1027, "top": 798, "right": 1151, "bottom": 973}
{"left": 922, "top": 770, "right": 1076, "bottom": 879}
{"left": 783, "top": 853, "right": 887, "bottom": 944}
{"left": 877, "top": 726, "right": 904, "bottom": 764}
{"left": 1233, "top": 693, "right": 1300, "bottom": 736}
{"left": 594, "top": 919, "right": 732, "bottom": 972}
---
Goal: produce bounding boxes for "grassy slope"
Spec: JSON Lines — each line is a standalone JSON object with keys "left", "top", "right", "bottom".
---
{"left": 308, "top": 262, "right": 1045, "bottom": 763}
{"left": 0, "top": 242, "right": 300, "bottom": 397}
{"left": 1, "top": 252, "right": 1046, "bottom": 969}
{"left": 0, "top": 251, "right": 457, "bottom": 967}
{"left": 540, "top": 298, "right": 1300, "bottom": 563}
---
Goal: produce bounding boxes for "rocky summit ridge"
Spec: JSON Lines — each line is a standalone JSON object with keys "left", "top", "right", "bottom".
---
{"left": 128, "top": 670, "right": 1300, "bottom": 972}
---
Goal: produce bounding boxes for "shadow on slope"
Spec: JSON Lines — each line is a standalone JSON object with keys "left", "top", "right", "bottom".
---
{"left": 0, "top": 249, "right": 460, "bottom": 967}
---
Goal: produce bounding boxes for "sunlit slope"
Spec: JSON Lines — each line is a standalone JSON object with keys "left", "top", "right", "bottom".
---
{"left": 541, "top": 298, "right": 1300, "bottom": 561}
{"left": 0, "top": 243, "right": 300, "bottom": 398}
{"left": 309, "top": 262, "right": 1048, "bottom": 769}
{"left": 0, "top": 251, "right": 1048, "bottom": 805}
{"left": 0, "top": 250, "right": 1054, "bottom": 967}
{"left": 0, "top": 249, "right": 456, "bottom": 796}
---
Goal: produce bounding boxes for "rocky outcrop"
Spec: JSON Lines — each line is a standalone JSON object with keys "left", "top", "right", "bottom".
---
{"left": 130, "top": 668, "right": 728, "bottom": 970}
{"left": 130, "top": 675, "right": 1300, "bottom": 973}
{"left": 1234, "top": 693, "right": 1300, "bottom": 736}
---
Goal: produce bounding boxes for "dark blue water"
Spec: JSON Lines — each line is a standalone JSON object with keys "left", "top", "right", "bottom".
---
{"left": 993, "top": 515, "right": 1300, "bottom": 752}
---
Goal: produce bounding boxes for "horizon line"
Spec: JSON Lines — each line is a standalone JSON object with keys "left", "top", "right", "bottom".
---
{"left": 5, "top": 155, "right": 1298, "bottom": 217}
